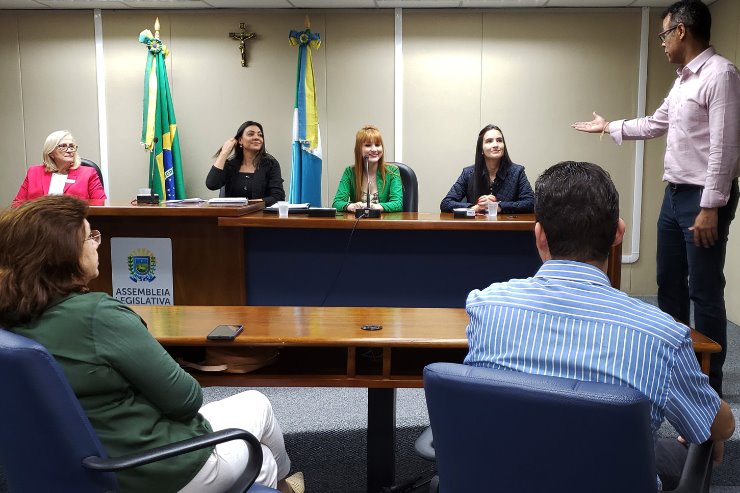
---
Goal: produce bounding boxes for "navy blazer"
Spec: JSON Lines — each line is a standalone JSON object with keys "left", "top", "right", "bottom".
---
{"left": 206, "top": 153, "right": 285, "bottom": 207}
{"left": 440, "top": 163, "right": 534, "bottom": 213}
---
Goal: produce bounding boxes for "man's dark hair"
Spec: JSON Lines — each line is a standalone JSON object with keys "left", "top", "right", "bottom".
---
{"left": 662, "top": 0, "right": 711, "bottom": 44}
{"left": 535, "top": 161, "right": 619, "bottom": 263}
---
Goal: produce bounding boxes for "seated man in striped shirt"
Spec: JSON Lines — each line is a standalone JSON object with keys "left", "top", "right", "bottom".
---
{"left": 464, "top": 161, "right": 735, "bottom": 490}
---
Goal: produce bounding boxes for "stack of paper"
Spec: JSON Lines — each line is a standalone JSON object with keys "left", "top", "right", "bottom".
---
{"left": 265, "top": 202, "right": 310, "bottom": 211}
{"left": 208, "top": 197, "right": 248, "bottom": 205}
{"left": 163, "top": 198, "right": 206, "bottom": 205}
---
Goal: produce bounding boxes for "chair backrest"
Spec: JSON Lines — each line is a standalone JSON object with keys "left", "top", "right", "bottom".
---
{"left": 388, "top": 162, "right": 418, "bottom": 212}
{"left": 423, "top": 362, "right": 656, "bottom": 493}
{"left": 0, "top": 328, "right": 118, "bottom": 492}
{"left": 80, "top": 158, "right": 105, "bottom": 191}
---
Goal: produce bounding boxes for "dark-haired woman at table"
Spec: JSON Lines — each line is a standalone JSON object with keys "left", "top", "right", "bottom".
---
{"left": 440, "top": 124, "right": 534, "bottom": 214}
{"left": 206, "top": 121, "right": 285, "bottom": 207}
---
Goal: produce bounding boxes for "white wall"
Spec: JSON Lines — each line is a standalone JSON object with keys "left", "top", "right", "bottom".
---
{"left": 0, "top": 5, "right": 737, "bottom": 322}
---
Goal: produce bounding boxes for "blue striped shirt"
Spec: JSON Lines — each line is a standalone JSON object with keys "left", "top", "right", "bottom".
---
{"left": 464, "top": 260, "right": 719, "bottom": 444}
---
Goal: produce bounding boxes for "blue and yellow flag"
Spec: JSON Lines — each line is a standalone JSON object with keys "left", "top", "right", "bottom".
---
{"left": 139, "top": 24, "right": 185, "bottom": 200}
{"left": 288, "top": 27, "right": 322, "bottom": 206}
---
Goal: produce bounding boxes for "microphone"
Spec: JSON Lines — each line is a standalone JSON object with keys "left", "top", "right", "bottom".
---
{"left": 355, "top": 154, "right": 381, "bottom": 218}
{"left": 365, "top": 155, "right": 370, "bottom": 209}
{"left": 149, "top": 137, "right": 158, "bottom": 190}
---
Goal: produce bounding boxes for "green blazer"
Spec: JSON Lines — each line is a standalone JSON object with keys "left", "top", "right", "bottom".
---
{"left": 332, "top": 164, "right": 403, "bottom": 212}
{"left": 11, "top": 292, "right": 212, "bottom": 492}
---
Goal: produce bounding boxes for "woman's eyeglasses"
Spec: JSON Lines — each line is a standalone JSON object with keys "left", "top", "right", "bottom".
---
{"left": 86, "top": 230, "right": 102, "bottom": 245}
{"left": 57, "top": 143, "right": 78, "bottom": 152}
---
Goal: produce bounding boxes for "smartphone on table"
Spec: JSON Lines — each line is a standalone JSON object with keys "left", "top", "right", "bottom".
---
{"left": 206, "top": 324, "right": 244, "bottom": 341}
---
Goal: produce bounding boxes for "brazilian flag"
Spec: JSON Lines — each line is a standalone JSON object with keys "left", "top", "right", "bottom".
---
{"left": 139, "top": 22, "right": 186, "bottom": 200}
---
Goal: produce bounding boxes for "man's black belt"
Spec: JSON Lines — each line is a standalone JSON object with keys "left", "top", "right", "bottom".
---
{"left": 667, "top": 182, "right": 703, "bottom": 191}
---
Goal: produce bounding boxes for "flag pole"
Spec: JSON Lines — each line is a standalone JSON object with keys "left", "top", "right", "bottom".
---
{"left": 139, "top": 17, "right": 186, "bottom": 201}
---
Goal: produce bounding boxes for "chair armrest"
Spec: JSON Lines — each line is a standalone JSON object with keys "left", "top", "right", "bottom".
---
{"left": 415, "top": 426, "right": 436, "bottom": 461}
{"left": 671, "top": 441, "right": 714, "bottom": 493}
{"left": 82, "top": 428, "right": 263, "bottom": 493}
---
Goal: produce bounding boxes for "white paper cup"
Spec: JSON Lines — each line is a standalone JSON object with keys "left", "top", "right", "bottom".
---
{"left": 277, "top": 201, "right": 289, "bottom": 218}
{"left": 487, "top": 201, "right": 498, "bottom": 218}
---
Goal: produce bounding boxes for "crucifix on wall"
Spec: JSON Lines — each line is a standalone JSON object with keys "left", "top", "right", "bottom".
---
{"left": 229, "top": 23, "right": 256, "bottom": 67}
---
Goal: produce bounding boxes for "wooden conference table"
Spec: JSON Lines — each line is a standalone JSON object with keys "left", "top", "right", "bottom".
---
{"left": 87, "top": 202, "right": 622, "bottom": 307}
{"left": 89, "top": 203, "right": 624, "bottom": 491}
{"left": 132, "top": 305, "right": 720, "bottom": 493}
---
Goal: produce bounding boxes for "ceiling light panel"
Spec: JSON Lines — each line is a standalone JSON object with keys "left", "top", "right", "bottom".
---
{"left": 205, "top": 0, "right": 294, "bottom": 6}
{"left": 546, "top": 0, "right": 632, "bottom": 5}
{"left": 1, "top": 0, "right": 49, "bottom": 7}
{"left": 376, "top": 0, "right": 462, "bottom": 7}
{"left": 289, "top": 0, "right": 377, "bottom": 7}
{"left": 462, "top": 0, "right": 546, "bottom": 6}
{"left": 38, "top": 0, "right": 131, "bottom": 7}
{"left": 630, "top": 0, "right": 687, "bottom": 6}
{"left": 121, "top": 0, "right": 211, "bottom": 9}
{"left": 119, "top": 0, "right": 212, "bottom": 7}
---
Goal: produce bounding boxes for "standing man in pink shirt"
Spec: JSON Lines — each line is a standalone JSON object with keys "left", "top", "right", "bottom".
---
{"left": 572, "top": 0, "right": 740, "bottom": 396}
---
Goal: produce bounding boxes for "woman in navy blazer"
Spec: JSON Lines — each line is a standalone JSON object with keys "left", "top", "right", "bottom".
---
{"left": 440, "top": 124, "right": 534, "bottom": 214}
{"left": 12, "top": 130, "right": 106, "bottom": 207}
{"left": 206, "top": 120, "right": 285, "bottom": 207}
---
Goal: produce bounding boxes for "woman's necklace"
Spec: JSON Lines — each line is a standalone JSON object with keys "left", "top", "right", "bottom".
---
{"left": 241, "top": 157, "right": 256, "bottom": 173}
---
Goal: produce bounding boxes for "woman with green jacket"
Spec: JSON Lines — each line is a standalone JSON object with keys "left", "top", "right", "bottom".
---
{"left": 332, "top": 125, "right": 403, "bottom": 213}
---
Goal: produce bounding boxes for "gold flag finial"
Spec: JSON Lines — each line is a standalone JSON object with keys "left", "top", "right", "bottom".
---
{"left": 304, "top": 15, "right": 310, "bottom": 29}
{"left": 154, "top": 17, "right": 160, "bottom": 38}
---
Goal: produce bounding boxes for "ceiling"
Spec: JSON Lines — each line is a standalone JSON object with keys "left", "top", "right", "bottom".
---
{"left": 0, "top": 0, "right": 716, "bottom": 10}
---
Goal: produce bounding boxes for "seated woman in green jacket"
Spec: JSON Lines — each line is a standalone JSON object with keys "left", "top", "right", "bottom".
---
{"left": 0, "top": 195, "right": 303, "bottom": 493}
{"left": 332, "top": 125, "right": 403, "bottom": 213}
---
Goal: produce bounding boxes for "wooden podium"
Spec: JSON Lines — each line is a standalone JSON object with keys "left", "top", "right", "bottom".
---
{"left": 87, "top": 200, "right": 262, "bottom": 305}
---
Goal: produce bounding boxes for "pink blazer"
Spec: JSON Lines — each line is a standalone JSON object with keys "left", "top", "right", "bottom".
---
{"left": 12, "top": 164, "right": 107, "bottom": 206}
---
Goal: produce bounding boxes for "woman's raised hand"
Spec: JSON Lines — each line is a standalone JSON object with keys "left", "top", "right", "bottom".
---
{"left": 219, "top": 138, "right": 238, "bottom": 157}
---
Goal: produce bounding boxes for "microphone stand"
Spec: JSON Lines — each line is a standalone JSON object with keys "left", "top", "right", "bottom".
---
{"left": 137, "top": 137, "right": 161, "bottom": 204}
{"left": 355, "top": 155, "right": 381, "bottom": 218}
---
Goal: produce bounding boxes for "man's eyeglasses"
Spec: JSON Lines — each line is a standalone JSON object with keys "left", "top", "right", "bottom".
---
{"left": 657, "top": 24, "right": 680, "bottom": 43}
{"left": 57, "top": 143, "right": 78, "bottom": 152}
{"left": 86, "top": 230, "right": 102, "bottom": 245}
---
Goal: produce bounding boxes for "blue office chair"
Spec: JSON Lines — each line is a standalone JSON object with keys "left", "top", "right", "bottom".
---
{"left": 388, "top": 162, "right": 419, "bottom": 212}
{"left": 0, "top": 328, "right": 278, "bottom": 493}
{"left": 420, "top": 362, "right": 714, "bottom": 493}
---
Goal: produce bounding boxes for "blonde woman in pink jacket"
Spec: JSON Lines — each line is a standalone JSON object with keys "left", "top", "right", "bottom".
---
{"left": 13, "top": 130, "right": 106, "bottom": 206}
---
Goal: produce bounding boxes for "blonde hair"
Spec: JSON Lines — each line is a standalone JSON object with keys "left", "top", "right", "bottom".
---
{"left": 352, "top": 125, "right": 387, "bottom": 202}
{"left": 42, "top": 130, "right": 80, "bottom": 172}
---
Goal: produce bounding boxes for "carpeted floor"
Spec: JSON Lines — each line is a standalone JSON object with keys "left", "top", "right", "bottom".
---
{"left": 1, "top": 297, "right": 738, "bottom": 492}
